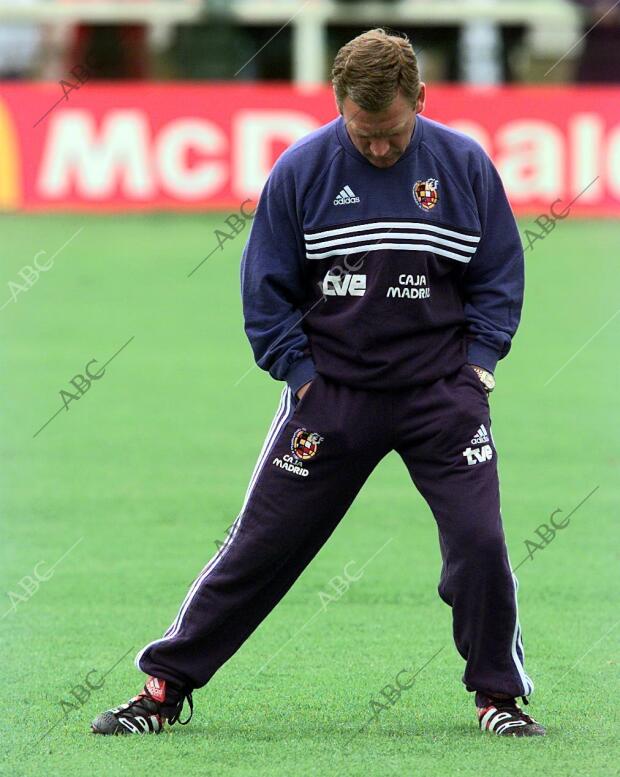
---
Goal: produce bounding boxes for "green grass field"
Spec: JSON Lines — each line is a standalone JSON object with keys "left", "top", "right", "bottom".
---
{"left": 1, "top": 213, "right": 618, "bottom": 777}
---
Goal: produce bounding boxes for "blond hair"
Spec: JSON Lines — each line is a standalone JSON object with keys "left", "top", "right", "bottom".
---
{"left": 331, "top": 28, "right": 420, "bottom": 112}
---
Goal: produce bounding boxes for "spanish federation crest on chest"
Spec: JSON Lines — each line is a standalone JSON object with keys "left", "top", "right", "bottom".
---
{"left": 413, "top": 177, "right": 439, "bottom": 210}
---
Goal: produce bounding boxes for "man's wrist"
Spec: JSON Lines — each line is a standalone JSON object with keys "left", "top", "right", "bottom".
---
{"left": 470, "top": 364, "right": 496, "bottom": 392}
{"left": 466, "top": 342, "right": 500, "bottom": 376}
{"left": 285, "top": 357, "right": 317, "bottom": 397}
{"left": 296, "top": 381, "right": 312, "bottom": 400}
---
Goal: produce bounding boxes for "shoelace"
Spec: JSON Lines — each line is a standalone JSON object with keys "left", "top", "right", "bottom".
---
{"left": 168, "top": 691, "right": 194, "bottom": 726}
{"left": 488, "top": 697, "right": 534, "bottom": 724}
{"left": 120, "top": 692, "right": 160, "bottom": 717}
{"left": 123, "top": 686, "right": 194, "bottom": 726}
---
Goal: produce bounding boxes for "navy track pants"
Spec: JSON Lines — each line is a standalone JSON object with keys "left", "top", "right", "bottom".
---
{"left": 136, "top": 365, "right": 533, "bottom": 699}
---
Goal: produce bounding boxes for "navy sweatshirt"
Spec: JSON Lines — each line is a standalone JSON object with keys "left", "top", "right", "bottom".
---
{"left": 240, "top": 114, "right": 524, "bottom": 395}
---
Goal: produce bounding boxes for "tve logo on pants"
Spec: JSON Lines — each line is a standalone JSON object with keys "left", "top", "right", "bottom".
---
{"left": 462, "top": 444, "right": 493, "bottom": 466}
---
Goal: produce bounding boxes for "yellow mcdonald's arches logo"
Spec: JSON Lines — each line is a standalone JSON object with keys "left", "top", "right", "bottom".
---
{"left": 0, "top": 97, "right": 22, "bottom": 209}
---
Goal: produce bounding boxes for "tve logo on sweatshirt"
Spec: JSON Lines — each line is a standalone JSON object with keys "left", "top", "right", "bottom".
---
{"left": 322, "top": 272, "right": 366, "bottom": 297}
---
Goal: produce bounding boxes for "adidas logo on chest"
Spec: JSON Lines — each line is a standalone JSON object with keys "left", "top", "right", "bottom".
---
{"left": 333, "top": 185, "right": 360, "bottom": 206}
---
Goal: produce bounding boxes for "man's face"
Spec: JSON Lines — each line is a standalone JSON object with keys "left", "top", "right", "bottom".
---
{"left": 341, "top": 87, "right": 426, "bottom": 168}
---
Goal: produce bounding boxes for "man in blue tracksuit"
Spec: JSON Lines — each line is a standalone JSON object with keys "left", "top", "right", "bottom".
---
{"left": 93, "top": 28, "right": 545, "bottom": 737}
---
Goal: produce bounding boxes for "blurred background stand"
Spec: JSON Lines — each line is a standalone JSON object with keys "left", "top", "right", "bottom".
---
{"left": 0, "top": 0, "right": 616, "bottom": 84}
{"left": 228, "top": 0, "right": 582, "bottom": 85}
{"left": 0, "top": 0, "right": 42, "bottom": 79}
{"left": 0, "top": 0, "right": 201, "bottom": 79}
{"left": 572, "top": 0, "right": 620, "bottom": 82}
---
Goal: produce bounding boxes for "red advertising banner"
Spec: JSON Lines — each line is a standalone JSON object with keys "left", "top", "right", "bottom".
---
{"left": 1, "top": 83, "right": 619, "bottom": 215}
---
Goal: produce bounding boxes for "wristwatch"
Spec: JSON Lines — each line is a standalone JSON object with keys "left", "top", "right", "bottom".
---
{"left": 470, "top": 365, "right": 496, "bottom": 393}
